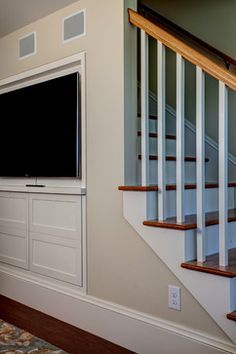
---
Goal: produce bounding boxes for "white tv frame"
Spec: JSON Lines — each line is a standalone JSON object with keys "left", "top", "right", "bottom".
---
{"left": 0, "top": 52, "right": 86, "bottom": 194}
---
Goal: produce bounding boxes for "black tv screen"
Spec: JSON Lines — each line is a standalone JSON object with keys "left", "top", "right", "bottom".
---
{"left": 0, "top": 72, "right": 81, "bottom": 178}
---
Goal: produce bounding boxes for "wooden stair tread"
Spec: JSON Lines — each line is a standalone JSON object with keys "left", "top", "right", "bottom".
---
{"left": 143, "top": 208, "right": 236, "bottom": 230}
{"left": 137, "top": 131, "right": 176, "bottom": 140}
{"left": 118, "top": 185, "right": 159, "bottom": 191}
{"left": 166, "top": 182, "right": 236, "bottom": 190}
{"left": 138, "top": 113, "right": 157, "bottom": 120}
{"left": 138, "top": 154, "right": 209, "bottom": 162}
{"left": 118, "top": 182, "right": 236, "bottom": 192}
{"left": 227, "top": 311, "right": 236, "bottom": 321}
{"left": 181, "top": 248, "right": 236, "bottom": 278}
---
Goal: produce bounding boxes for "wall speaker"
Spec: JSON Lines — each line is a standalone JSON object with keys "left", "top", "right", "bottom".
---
{"left": 63, "top": 9, "right": 86, "bottom": 42}
{"left": 19, "top": 32, "right": 36, "bottom": 59}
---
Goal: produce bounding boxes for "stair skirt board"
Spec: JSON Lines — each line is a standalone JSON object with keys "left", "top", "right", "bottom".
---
{"left": 122, "top": 191, "right": 236, "bottom": 344}
{"left": 119, "top": 187, "right": 235, "bottom": 220}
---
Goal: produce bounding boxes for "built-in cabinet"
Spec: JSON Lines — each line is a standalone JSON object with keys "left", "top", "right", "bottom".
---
{"left": 0, "top": 191, "right": 84, "bottom": 287}
{"left": 0, "top": 53, "right": 86, "bottom": 290}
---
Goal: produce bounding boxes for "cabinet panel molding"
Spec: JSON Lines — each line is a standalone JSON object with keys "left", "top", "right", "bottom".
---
{"left": 29, "top": 194, "right": 82, "bottom": 239}
{"left": 0, "top": 232, "right": 28, "bottom": 269}
{"left": 30, "top": 232, "right": 82, "bottom": 286}
{"left": 0, "top": 192, "right": 28, "bottom": 230}
{"left": 0, "top": 192, "right": 28, "bottom": 268}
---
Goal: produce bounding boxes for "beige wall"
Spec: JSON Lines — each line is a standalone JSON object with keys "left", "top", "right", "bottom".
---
{"left": 0, "top": 0, "right": 228, "bottom": 340}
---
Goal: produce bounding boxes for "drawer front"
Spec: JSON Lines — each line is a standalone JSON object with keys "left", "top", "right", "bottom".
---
{"left": 29, "top": 194, "right": 81, "bottom": 239}
{"left": 30, "top": 232, "right": 82, "bottom": 286}
{"left": 29, "top": 194, "right": 82, "bottom": 285}
{"left": 0, "top": 192, "right": 28, "bottom": 231}
{"left": 0, "top": 192, "right": 28, "bottom": 268}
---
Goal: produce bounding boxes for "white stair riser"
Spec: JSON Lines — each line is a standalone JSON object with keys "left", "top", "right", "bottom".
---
{"left": 138, "top": 160, "right": 198, "bottom": 184}
{"left": 138, "top": 134, "right": 201, "bottom": 156}
{"left": 137, "top": 120, "right": 176, "bottom": 133}
{"left": 231, "top": 279, "right": 236, "bottom": 311}
{"left": 185, "top": 222, "right": 236, "bottom": 260}
{"left": 153, "top": 138, "right": 175, "bottom": 156}
{"left": 136, "top": 188, "right": 234, "bottom": 220}
{"left": 137, "top": 121, "right": 178, "bottom": 136}
{"left": 149, "top": 120, "right": 157, "bottom": 132}
{"left": 206, "top": 222, "right": 236, "bottom": 256}
{"left": 137, "top": 132, "right": 197, "bottom": 156}
{"left": 166, "top": 187, "right": 234, "bottom": 217}
{"left": 138, "top": 159, "right": 218, "bottom": 185}
{"left": 137, "top": 113, "right": 177, "bottom": 133}
{"left": 137, "top": 119, "right": 157, "bottom": 132}
{"left": 137, "top": 137, "right": 176, "bottom": 155}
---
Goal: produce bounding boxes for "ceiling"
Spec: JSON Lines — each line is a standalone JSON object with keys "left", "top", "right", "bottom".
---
{"left": 0, "top": 0, "right": 79, "bottom": 38}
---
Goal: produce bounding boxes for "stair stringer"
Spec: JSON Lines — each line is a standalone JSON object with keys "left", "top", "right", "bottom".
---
{"left": 122, "top": 191, "right": 236, "bottom": 344}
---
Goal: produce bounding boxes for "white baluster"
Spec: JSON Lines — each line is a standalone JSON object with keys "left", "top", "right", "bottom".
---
{"left": 219, "top": 81, "right": 228, "bottom": 266}
{"left": 141, "top": 30, "right": 149, "bottom": 186}
{"left": 176, "top": 54, "right": 185, "bottom": 223}
{"left": 158, "top": 41, "right": 166, "bottom": 221}
{"left": 196, "top": 67, "right": 206, "bottom": 262}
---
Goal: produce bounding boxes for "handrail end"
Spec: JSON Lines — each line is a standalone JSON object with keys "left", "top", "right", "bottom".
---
{"left": 127, "top": 8, "right": 135, "bottom": 23}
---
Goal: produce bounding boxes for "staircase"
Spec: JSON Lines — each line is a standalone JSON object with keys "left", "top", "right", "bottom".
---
{"left": 120, "top": 9, "right": 236, "bottom": 344}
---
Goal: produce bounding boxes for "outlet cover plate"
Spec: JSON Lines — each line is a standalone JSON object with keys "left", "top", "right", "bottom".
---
{"left": 168, "top": 285, "right": 181, "bottom": 311}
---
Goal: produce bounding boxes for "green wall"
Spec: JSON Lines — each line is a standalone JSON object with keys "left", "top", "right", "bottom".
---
{"left": 142, "top": 0, "right": 236, "bottom": 58}
{"left": 143, "top": 0, "right": 236, "bottom": 156}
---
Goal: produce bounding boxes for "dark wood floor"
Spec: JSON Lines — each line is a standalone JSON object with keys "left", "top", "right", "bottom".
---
{"left": 0, "top": 295, "right": 134, "bottom": 354}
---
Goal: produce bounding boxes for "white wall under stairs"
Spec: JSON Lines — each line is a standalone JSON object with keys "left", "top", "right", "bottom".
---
{"left": 122, "top": 190, "right": 236, "bottom": 344}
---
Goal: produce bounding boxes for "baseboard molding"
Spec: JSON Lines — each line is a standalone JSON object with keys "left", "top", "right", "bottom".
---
{"left": 0, "top": 265, "right": 235, "bottom": 354}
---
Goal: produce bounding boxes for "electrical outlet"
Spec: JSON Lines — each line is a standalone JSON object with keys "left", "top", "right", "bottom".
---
{"left": 168, "top": 285, "right": 181, "bottom": 311}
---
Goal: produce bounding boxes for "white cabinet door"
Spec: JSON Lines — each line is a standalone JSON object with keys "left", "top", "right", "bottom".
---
{"left": 0, "top": 192, "right": 28, "bottom": 269}
{"left": 29, "top": 194, "right": 82, "bottom": 286}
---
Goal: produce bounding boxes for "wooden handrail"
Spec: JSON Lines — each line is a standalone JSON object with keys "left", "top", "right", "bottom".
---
{"left": 138, "top": 3, "right": 236, "bottom": 69}
{"left": 128, "top": 9, "right": 236, "bottom": 91}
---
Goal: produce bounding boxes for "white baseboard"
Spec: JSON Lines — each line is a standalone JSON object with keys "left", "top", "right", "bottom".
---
{"left": 0, "top": 266, "right": 235, "bottom": 354}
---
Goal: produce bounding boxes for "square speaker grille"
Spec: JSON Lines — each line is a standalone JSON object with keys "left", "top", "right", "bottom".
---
{"left": 19, "top": 32, "right": 36, "bottom": 59}
{"left": 63, "top": 10, "right": 85, "bottom": 42}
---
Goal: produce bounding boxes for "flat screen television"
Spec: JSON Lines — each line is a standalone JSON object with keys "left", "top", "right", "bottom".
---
{"left": 0, "top": 72, "right": 81, "bottom": 178}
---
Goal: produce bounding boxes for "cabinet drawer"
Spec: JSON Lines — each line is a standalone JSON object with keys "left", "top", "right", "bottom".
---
{"left": 0, "top": 192, "right": 28, "bottom": 268}
{"left": 0, "top": 192, "right": 28, "bottom": 230}
{"left": 29, "top": 194, "right": 83, "bottom": 285}
{"left": 0, "top": 231, "right": 28, "bottom": 269}
{"left": 29, "top": 194, "right": 81, "bottom": 239}
{"left": 30, "top": 232, "right": 82, "bottom": 286}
